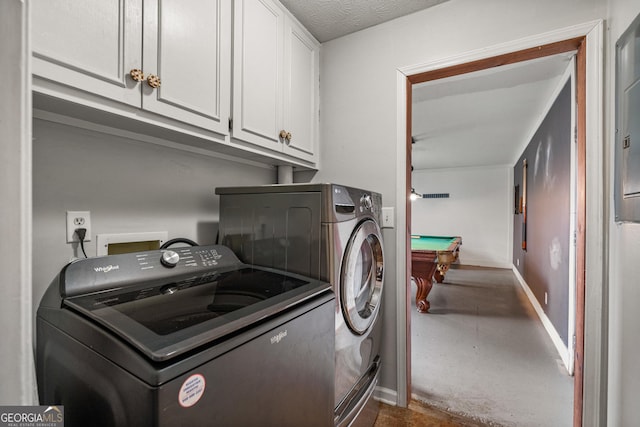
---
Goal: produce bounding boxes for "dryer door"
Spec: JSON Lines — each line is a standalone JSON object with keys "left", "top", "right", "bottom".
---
{"left": 341, "top": 219, "right": 384, "bottom": 335}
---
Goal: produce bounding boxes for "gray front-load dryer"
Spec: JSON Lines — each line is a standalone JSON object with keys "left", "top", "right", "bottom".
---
{"left": 216, "top": 183, "right": 385, "bottom": 427}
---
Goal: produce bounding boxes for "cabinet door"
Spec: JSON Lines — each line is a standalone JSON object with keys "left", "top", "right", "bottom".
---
{"left": 143, "top": 0, "right": 231, "bottom": 134}
{"left": 283, "top": 19, "right": 319, "bottom": 163}
{"left": 32, "top": 0, "right": 142, "bottom": 107}
{"left": 232, "top": 0, "right": 283, "bottom": 150}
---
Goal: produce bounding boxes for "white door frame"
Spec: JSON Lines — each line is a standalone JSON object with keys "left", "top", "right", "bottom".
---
{"left": 0, "top": 0, "right": 35, "bottom": 404}
{"left": 395, "top": 20, "right": 605, "bottom": 425}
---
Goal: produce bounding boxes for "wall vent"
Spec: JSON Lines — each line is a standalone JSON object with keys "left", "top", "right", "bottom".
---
{"left": 422, "top": 193, "right": 450, "bottom": 199}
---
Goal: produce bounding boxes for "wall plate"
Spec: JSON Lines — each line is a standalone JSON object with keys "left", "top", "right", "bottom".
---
{"left": 96, "top": 231, "right": 168, "bottom": 256}
{"left": 381, "top": 207, "right": 395, "bottom": 228}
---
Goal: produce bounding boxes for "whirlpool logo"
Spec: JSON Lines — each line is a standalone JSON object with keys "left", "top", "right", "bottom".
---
{"left": 94, "top": 264, "right": 120, "bottom": 273}
{"left": 270, "top": 330, "right": 287, "bottom": 344}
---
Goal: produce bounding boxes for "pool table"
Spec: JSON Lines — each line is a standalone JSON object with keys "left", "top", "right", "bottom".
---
{"left": 410, "top": 235, "right": 462, "bottom": 313}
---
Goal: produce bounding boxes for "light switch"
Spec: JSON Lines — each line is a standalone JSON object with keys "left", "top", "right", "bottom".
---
{"left": 381, "top": 207, "right": 394, "bottom": 228}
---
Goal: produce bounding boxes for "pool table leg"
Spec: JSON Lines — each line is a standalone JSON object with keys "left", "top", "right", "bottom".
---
{"left": 411, "top": 258, "right": 438, "bottom": 313}
{"left": 414, "top": 277, "right": 433, "bottom": 313}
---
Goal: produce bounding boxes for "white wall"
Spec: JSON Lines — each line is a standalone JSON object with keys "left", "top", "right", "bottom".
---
{"left": 411, "top": 166, "right": 513, "bottom": 268}
{"left": 606, "top": 0, "right": 640, "bottom": 425}
{"left": 315, "top": 0, "right": 606, "bottom": 401}
{"left": 32, "top": 119, "right": 276, "bottom": 332}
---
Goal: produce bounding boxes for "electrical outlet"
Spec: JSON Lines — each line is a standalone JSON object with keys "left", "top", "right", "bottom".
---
{"left": 66, "top": 211, "right": 91, "bottom": 243}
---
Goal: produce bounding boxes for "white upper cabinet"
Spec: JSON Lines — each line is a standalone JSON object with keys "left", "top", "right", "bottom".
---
{"left": 233, "top": 0, "right": 319, "bottom": 163}
{"left": 31, "top": 0, "right": 318, "bottom": 167}
{"left": 31, "top": 0, "right": 231, "bottom": 136}
{"left": 31, "top": 0, "right": 143, "bottom": 107}
{"left": 142, "top": 0, "right": 230, "bottom": 133}
{"left": 283, "top": 19, "right": 319, "bottom": 162}
{"left": 233, "top": 0, "right": 283, "bottom": 148}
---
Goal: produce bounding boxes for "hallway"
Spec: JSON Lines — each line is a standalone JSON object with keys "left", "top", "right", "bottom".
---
{"left": 410, "top": 266, "right": 574, "bottom": 426}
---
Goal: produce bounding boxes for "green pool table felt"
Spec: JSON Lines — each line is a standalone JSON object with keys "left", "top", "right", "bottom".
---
{"left": 410, "top": 235, "right": 459, "bottom": 251}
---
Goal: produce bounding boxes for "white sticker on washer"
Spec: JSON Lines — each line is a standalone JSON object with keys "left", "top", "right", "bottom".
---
{"left": 178, "top": 374, "right": 206, "bottom": 408}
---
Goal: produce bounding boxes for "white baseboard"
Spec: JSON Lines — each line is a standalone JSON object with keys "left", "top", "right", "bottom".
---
{"left": 512, "top": 266, "right": 571, "bottom": 374}
{"left": 374, "top": 386, "right": 397, "bottom": 406}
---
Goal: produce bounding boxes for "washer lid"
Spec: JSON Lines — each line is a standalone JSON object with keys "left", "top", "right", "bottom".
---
{"left": 64, "top": 266, "right": 330, "bottom": 361}
{"left": 340, "top": 219, "right": 384, "bottom": 335}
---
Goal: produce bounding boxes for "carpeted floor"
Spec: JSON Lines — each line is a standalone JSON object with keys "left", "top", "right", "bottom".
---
{"left": 374, "top": 400, "right": 493, "bottom": 426}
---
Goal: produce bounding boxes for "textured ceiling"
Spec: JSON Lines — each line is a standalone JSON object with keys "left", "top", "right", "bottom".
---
{"left": 280, "top": 0, "right": 448, "bottom": 42}
{"left": 412, "top": 53, "right": 575, "bottom": 170}
{"left": 277, "top": 1, "right": 574, "bottom": 172}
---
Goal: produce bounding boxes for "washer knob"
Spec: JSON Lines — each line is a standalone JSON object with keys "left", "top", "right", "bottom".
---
{"left": 160, "top": 250, "right": 180, "bottom": 268}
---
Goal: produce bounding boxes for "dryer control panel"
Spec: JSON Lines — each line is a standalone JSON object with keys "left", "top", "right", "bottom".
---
{"left": 331, "top": 184, "right": 382, "bottom": 222}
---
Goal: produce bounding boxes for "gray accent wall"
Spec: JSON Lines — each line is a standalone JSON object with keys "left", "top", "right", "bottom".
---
{"left": 513, "top": 80, "right": 572, "bottom": 346}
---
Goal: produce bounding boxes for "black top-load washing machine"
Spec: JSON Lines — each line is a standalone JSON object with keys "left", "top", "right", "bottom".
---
{"left": 36, "top": 245, "right": 334, "bottom": 427}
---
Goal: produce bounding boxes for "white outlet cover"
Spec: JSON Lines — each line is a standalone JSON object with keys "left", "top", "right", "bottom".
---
{"left": 66, "top": 211, "right": 91, "bottom": 243}
{"left": 381, "top": 207, "right": 395, "bottom": 228}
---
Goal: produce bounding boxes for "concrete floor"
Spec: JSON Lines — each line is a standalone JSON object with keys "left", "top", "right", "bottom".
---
{"left": 410, "top": 266, "right": 573, "bottom": 427}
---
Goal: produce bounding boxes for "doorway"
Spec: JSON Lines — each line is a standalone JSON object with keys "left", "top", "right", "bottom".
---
{"left": 395, "top": 24, "right": 604, "bottom": 426}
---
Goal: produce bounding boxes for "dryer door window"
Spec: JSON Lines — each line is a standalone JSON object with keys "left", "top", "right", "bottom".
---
{"left": 341, "top": 219, "right": 384, "bottom": 335}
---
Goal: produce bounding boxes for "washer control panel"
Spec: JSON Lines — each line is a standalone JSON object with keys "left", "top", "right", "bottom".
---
{"left": 61, "top": 245, "right": 242, "bottom": 297}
